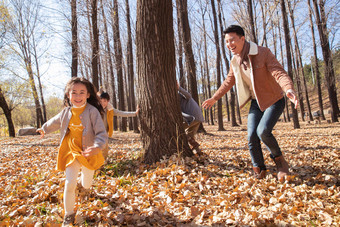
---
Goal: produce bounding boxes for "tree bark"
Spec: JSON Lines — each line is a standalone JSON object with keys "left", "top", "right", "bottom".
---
{"left": 280, "top": 0, "right": 300, "bottom": 129}
{"left": 210, "top": 0, "right": 225, "bottom": 131}
{"left": 101, "top": 4, "right": 118, "bottom": 130}
{"left": 288, "top": 1, "right": 313, "bottom": 121}
{"left": 91, "top": 0, "right": 99, "bottom": 90}
{"left": 125, "top": 0, "right": 139, "bottom": 132}
{"left": 312, "top": 0, "right": 339, "bottom": 122}
{"left": 0, "top": 87, "right": 15, "bottom": 137}
{"left": 113, "top": 0, "right": 127, "bottom": 131}
{"left": 276, "top": 15, "right": 290, "bottom": 122}
{"left": 71, "top": 0, "right": 78, "bottom": 77}
{"left": 218, "top": 0, "right": 238, "bottom": 127}
{"left": 175, "top": 0, "right": 185, "bottom": 88}
{"left": 199, "top": 3, "right": 214, "bottom": 125}
{"left": 247, "top": 0, "right": 257, "bottom": 43}
{"left": 177, "top": 0, "right": 199, "bottom": 103}
{"left": 136, "top": 0, "right": 193, "bottom": 164}
{"left": 308, "top": 0, "right": 325, "bottom": 120}
{"left": 291, "top": 43, "right": 305, "bottom": 121}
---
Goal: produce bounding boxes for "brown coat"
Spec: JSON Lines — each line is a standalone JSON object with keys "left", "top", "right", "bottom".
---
{"left": 212, "top": 42, "right": 294, "bottom": 111}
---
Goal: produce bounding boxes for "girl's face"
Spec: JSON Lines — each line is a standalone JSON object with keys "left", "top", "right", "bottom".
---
{"left": 68, "top": 83, "right": 90, "bottom": 107}
{"left": 100, "top": 98, "right": 109, "bottom": 109}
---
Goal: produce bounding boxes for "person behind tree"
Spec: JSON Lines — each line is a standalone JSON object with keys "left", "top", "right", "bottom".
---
{"left": 98, "top": 91, "right": 139, "bottom": 160}
{"left": 36, "top": 77, "right": 107, "bottom": 226}
{"left": 202, "top": 25, "right": 298, "bottom": 182}
{"left": 177, "top": 82, "right": 204, "bottom": 155}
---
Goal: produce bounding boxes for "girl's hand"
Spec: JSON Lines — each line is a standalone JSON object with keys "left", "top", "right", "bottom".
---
{"left": 36, "top": 129, "right": 45, "bottom": 139}
{"left": 136, "top": 105, "right": 140, "bottom": 115}
{"left": 202, "top": 98, "right": 217, "bottom": 109}
{"left": 82, "top": 146, "right": 101, "bottom": 157}
{"left": 286, "top": 90, "right": 299, "bottom": 109}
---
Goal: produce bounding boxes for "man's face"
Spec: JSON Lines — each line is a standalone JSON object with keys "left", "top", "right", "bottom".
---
{"left": 225, "top": 32, "right": 245, "bottom": 56}
{"left": 100, "top": 98, "right": 109, "bottom": 109}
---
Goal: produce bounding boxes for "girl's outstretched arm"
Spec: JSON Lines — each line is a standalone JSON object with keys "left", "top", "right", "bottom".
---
{"left": 36, "top": 129, "right": 45, "bottom": 138}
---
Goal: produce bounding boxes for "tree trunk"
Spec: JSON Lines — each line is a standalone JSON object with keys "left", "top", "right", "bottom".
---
{"left": 280, "top": 0, "right": 300, "bottom": 129}
{"left": 125, "top": 0, "right": 139, "bottom": 133}
{"left": 177, "top": 0, "right": 205, "bottom": 133}
{"left": 101, "top": 4, "right": 118, "bottom": 130}
{"left": 210, "top": 0, "right": 225, "bottom": 131}
{"left": 136, "top": 0, "right": 193, "bottom": 164}
{"left": 71, "top": 0, "right": 78, "bottom": 77}
{"left": 113, "top": 0, "right": 127, "bottom": 131}
{"left": 259, "top": 0, "right": 267, "bottom": 47}
{"left": 308, "top": 0, "right": 325, "bottom": 120}
{"left": 200, "top": 4, "right": 214, "bottom": 125}
{"left": 218, "top": 0, "right": 238, "bottom": 127}
{"left": 32, "top": 34, "right": 47, "bottom": 124}
{"left": 0, "top": 87, "right": 15, "bottom": 137}
{"left": 312, "top": 0, "right": 339, "bottom": 122}
{"left": 247, "top": 0, "right": 257, "bottom": 43}
{"left": 177, "top": 0, "right": 199, "bottom": 103}
{"left": 91, "top": 0, "right": 99, "bottom": 90}
{"left": 288, "top": 1, "right": 313, "bottom": 121}
{"left": 175, "top": 0, "right": 185, "bottom": 87}
{"left": 291, "top": 44, "right": 305, "bottom": 121}
{"left": 277, "top": 15, "right": 290, "bottom": 122}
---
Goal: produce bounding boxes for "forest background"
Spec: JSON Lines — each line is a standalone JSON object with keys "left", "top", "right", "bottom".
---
{"left": 0, "top": 0, "right": 339, "bottom": 136}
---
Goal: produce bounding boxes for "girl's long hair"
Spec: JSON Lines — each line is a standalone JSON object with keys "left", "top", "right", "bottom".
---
{"left": 63, "top": 77, "right": 104, "bottom": 115}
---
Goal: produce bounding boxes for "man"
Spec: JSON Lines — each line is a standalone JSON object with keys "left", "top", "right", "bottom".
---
{"left": 202, "top": 25, "right": 298, "bottom": 182}
{"left": 178, "top": 83, "right": 204, "bottom": 155}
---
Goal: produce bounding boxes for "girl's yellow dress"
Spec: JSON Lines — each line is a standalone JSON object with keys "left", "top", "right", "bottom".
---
{"left": 56, "top": 105, "right": 104, "bottom": 171}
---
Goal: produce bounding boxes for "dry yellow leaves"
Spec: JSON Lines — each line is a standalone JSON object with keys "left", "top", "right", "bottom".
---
{"left": 0, "top": 122, "right": 339, "bottom": 226}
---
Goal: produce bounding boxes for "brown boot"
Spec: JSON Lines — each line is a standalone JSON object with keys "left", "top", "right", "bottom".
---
{"left": 188, "top": 137, "right": 203, "bottom": 155}
{"left": 253, "top": 167, "right": 266, "bottom": 179}
{"left": 274, "top": 155, "right": 290, "bottom": 183}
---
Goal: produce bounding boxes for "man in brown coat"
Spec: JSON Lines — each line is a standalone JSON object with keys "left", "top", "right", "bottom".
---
{"left": 202, "top": 25, "right": 298, "bottom": 182}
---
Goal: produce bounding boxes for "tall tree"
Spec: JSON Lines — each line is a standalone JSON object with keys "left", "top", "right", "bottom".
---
{"left": 198, "top": 1, "right": 214, "bottom": 125}
{"left": 280, "top": 0, "right": 300, "bottom": 129}
{"left": 0, "top": 87, "right": 15, "bottom": 137}
{"left": 210, "top": 0, "right": 225, "bottom": 131}
{"left": 175, "top": 0, "right": 185, "bottom": 88}
{"left": 91, "top": 0, "right": 99, "bottom": 90}
{"left": 287, "top": 0, "right": 312, "bottom": 122}
{"left": 176, "top": 0, "right": 199, "bottom": 103}
{"left": 276, "top": 14, "right": 290, "bottom": 122}
{"left": 8, "top": 0, "right": 44, "bottom": 128}
{"left": 177, "top": 0, "right": 205, "bottom": 133}
{"left": 312, "top": 0, "right": 339, "bottom": 122}
{"left": 247, "top": 0, "right": 257, "bottom": 43}
{"left": 71, "top": 0, "right": 78, "bottom": 77}
{"left": 136, "top": 0, "right": 193, "bottom": 164}
{"left": 218, "top": 0, "right": 238, "bottom": 127}
{"left": 125, "top": 0, "right": 139, "bottom": 132}
{"left": 307, "top": 0, "right": 325, "bottom": 120}
{"left": 112, "top": 0, "right": 127, "bottom": 131}
{"left": 32, "top": 35, "right": 47, "bottom": 123}
{"left": 101, "top": 3, "right": 118, "bottom": 130}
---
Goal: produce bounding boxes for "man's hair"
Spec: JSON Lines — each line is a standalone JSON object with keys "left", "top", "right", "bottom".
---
{"left": 223, "top": 25, "right": 245, "bottom": 37}
{"left": 99, "top": 92, "right": 110, "bottom": 101}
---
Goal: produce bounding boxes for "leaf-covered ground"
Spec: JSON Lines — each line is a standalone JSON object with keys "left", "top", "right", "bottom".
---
{"left": 0, "top": 121, "right": 339, "bottom": 226}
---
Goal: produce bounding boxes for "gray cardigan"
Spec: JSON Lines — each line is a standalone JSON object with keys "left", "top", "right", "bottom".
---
{"left": 41, "top": 104, "right": 108, "bottom": 151}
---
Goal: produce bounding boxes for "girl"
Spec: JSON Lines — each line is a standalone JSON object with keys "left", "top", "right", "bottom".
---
{"left": 37, "top": 77, "right": 108, "bottom": 226}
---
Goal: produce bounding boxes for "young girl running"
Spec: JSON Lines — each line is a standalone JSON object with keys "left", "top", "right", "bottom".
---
{"left": 37, "top": 77, "right": 108, "bottom": 226}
